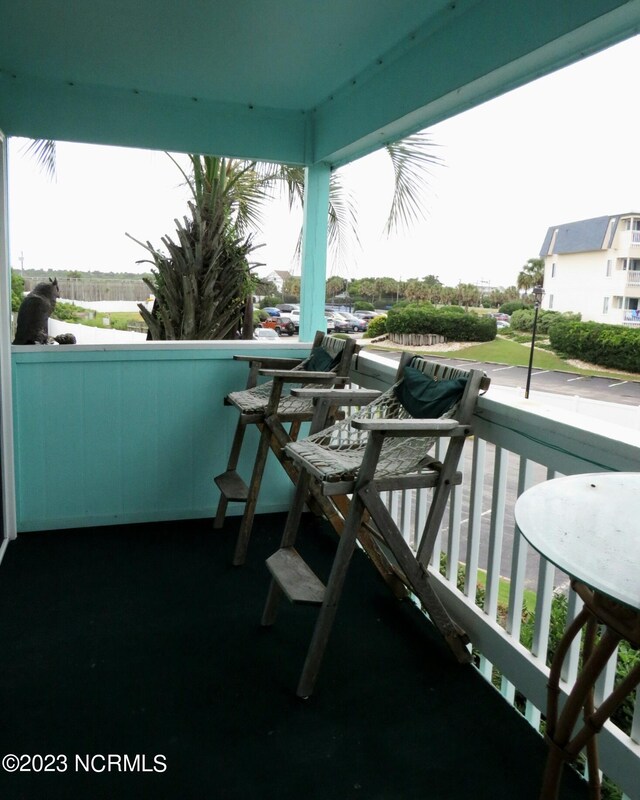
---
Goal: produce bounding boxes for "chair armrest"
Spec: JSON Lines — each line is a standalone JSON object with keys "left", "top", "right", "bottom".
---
{"left": 259, "top": 369, "right": 348, "bottom": 385}
{"left": 291, "top": 388, "right": 381, "bottom": 405}
{"left": 351, "top": 418, "right": 470, "bottom": 437}
{"left": 233, "top": 355, "right": 304, "bottom": 368}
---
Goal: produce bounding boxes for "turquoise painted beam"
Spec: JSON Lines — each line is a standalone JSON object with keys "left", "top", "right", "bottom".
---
{"left": 298, "top": 163, "right": 331, "bottom": 342}
{"left": 0, "top": 75, "right": 309, "bottom": 165}
{"left": 313, "top": 0, "right": 640, "bottom": 166}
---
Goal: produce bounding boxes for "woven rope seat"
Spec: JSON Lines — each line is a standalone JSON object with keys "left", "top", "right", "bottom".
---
{"left": 226, "top": 336, "right": 348, "bottom": 415}
{"left": 228, "top": 377, "right": 313, "bottom": 415}
{"left": 285, "top": 381, "right": 460, "bottom": 483}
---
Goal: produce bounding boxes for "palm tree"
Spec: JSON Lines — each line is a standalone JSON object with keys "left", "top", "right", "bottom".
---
{"left": 517, "top": 257, "right": 545, "bottom": 295}
{"left": 127, "top": 155, "right": 260, "bottom": 340}
{"left": 325, "top": 275, "right": 346, "bottom": 301}
{"left": 28, "top": 133, "right": 442, "bottom": 338}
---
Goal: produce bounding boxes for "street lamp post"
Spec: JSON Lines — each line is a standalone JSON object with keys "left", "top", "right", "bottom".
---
{"left": 524, "top": 285, "right": 545, "bottom": 399}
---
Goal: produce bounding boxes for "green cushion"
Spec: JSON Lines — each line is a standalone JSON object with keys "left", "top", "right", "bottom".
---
{"left": 305, "top": 346, "right": 340, "bottom": 372}
{"left": 394, "top": 366, "right": 467, "bottom": 418}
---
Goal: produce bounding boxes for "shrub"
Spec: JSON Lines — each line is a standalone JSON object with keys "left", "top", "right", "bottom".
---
{"left": 510, "top": 308, "right": 547, "bottom": 334}
{"left": 363, "top": 315, "right": 387, "bottom": 338}
{"left": 353, "top": 301, "right": 374, "bottom": 311}
{"left": 549, "top": 319, "right": 640, "bottom": 372}
{"left": 11, "top": 270, "right": 25, "bottom": 312}
{"left": 510, "top": 309, "right": 580, "bottom": 335}
{"left": 51, "top": 301, "right": 88, "bottom": 322}
{"left": 499, "top": 301, "right": 527, "bottom": 315}
{"left": 259, "top": 296, "right": 281, "bottom": 309}
{"left": 437, "top": 304, "right": 466, "bottom": 315}
{"left": 392, "top": 299, "right": 433, "bottom": 311}
{"left": 253, "top": 309, "right": 269, "bottom": 325}
{"left": 386, "top": 303, "right": 495, "bottom": 341}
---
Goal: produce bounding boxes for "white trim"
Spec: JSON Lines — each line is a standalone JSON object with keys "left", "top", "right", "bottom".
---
{"left": 11, "top": 340, "right": 313, "bottom": 354}
{"left": 0, "top": 133, "right": 17, "bottom": 541}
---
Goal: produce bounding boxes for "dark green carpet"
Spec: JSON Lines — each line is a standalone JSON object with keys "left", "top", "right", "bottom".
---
{"left": 0, "top": 514, "right": 586, "bottom": 799}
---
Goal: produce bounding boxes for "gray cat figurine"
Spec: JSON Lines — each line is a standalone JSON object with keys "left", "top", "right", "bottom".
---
{"left": 13, "top": 278, "right": 60, "bottom": 344}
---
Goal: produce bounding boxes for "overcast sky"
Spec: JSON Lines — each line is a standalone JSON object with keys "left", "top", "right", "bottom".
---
{"left": 7, "top": 33, "right": 640, "bottom": 289}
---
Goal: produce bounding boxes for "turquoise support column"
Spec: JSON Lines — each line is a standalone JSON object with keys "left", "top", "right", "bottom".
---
{"left": 299, "top": 162, "right": 330, "bottom": 342}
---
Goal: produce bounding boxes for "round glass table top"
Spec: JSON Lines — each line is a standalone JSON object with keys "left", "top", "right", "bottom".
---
{"left": 514, "top": 472, "right": 640, "bottom": 611}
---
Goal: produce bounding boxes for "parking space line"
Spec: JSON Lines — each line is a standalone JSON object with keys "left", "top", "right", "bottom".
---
{"left": 440, "top": 508, "right": 492, "bottom": 535}
{"left": 533, "top": 370, "right": 550, "bottom": 376}
{"left": 609, "top": 380, "right": 628, "bottom": 387}
{"left": 491, "top": 366, "right": 514, "bottom": 372}
{"left": 567, "top": 376, "right": 584, "bottom": 382}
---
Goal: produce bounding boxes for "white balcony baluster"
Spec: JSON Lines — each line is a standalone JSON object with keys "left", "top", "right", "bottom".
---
{"left": 349, "top": 350, "right": 640, "bottom": 799}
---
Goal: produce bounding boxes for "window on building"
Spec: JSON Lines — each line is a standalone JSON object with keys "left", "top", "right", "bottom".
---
{"left": 548, "top": 294, "right": 554, "bottom": 309}
{"left": 603, "top": 297, "right": 609, "bottom": 314}
{"left": 551, "top": 262, "right": 556, "bottom": 277}
{"left": 606, "top": 259, "right": 612, "bottom": 276}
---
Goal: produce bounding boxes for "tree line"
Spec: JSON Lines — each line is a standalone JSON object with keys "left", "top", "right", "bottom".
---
{"left": 17, "top": 265, "right": 529, "bottom": 312}
{"left": 262, "top": 273, "right": 522, "bottom": 310}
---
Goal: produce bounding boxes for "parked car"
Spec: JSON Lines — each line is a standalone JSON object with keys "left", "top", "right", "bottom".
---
{"left": 496, "top": 320, "right": 510, "bottom": 329}
{"left": 260, "top": 315, "right": 295, "bottom": 336}
{"left": 286, "top": 309, "right": 300, "bottom": 331}
{"left": 262, "top": 306, "right": 281, "bottom": 316}
{"left": 326, "top": 313, "right": 349, "bottom": 332}
{"left": 332, "top": 312, "right": 367, "bottom": 332}
{"left": 353, "top": 311, "right": 380, "bottom": 321}
{"left": 253, "top": 327, "right": 279, "bottom": 341}
{"left": 332, "top": 313, "right": 350, "bottom": 331}
{"left": 326, "top": 316, "right": 335, "bottom": 332}
{"left": 276, "top": 303, "right": 298, "bottom": 313}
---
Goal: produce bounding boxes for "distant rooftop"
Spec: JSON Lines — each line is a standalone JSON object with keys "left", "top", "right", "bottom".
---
{"left": 540, "top": 212, "right": 640, "bottom": 256}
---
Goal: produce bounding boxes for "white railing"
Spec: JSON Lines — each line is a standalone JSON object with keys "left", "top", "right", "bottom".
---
{"left": 627, "top": 271, "right": 640, "bottom": 286}
{"left": 351, "top": 351, "right": 640, "bottom": 800}
{"left": 624, "top": 310, "right": 640, "bottom": 325}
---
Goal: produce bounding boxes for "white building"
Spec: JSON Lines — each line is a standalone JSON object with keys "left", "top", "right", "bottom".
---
{"left": 262, "top": 270, "right": 292, "bottom": 293}
{"left": 540, "top": 212, "right": 640, "bottom": 325}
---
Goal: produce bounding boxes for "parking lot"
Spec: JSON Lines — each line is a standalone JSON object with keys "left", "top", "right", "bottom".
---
{"left": 371, "top": 350, "right": 640, "bottom": 406}
{"left": 265, "top": 331, "right": 640, "bottom": 405}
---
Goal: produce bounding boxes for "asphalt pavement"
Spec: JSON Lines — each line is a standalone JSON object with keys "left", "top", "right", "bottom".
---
{"left": 363, "top": 347, "right": 640, "bottom": 406}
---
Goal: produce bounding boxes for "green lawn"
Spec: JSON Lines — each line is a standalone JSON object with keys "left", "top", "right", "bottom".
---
{"left": 475, "top": 567, "right": 537, "bottom": 613}
{"left": 81, "top": 311, "right": 144, "bottom": 331}
{"left": 433, "top": 338, "right": 571, "bottom": 370}
{"left": 372, "top": 336, "right": 638, "bottom": 381}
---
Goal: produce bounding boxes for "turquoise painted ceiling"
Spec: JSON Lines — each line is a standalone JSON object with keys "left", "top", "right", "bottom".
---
{"left": 1, "top": 0, "right": 436, "bottom": 109}
{"left": 1, "top": 0, "right": 640, "bottom": 165}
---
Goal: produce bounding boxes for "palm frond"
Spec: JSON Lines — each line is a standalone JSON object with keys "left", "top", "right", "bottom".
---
{"left": 327, "top": 171, "right": 360, "bottom": 273}
{"left": 383, "top": 131, "right": 443, "bottom": 235}
{"left": 23, "top": 139, "right": 57, "bottom": 180}
{"left": 228, "top": 162, "right": 275, "bottom": 236}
